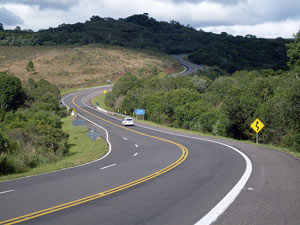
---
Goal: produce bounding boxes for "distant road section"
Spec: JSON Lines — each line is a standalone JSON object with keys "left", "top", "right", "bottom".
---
{"left": 172, "top": 54, "right": 204, "bottom": 77}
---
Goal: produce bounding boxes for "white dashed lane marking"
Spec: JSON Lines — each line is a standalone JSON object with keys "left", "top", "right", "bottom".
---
{"left": 0, "top": 190, "right": 14, "bottom": 195}
{"left": 100, "top": 164, "right": 117, "bottom": 170}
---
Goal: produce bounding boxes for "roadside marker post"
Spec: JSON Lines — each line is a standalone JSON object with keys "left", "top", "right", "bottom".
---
{"left": 71, "top": 107, "right": 78, "bottom": 118}
{"left": 88, "top": 128, "right": 101, "bottom": 151}
{"left": 250, "top": 118, "right": 265, "bottom": 144}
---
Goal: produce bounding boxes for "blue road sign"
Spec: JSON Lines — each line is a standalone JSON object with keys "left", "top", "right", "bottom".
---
{"left": 88, "top": 128, "right": 101, "bottom": 141}
{"left": 135, "top": 109, "right": 145, "bottom": 115}
{"left": 73, "top": 120, "right": 86, "bottom": 126}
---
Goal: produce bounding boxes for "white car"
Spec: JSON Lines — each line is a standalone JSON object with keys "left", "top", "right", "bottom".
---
{"left": 122, "top": 117, "right": 134, "bottom": 126}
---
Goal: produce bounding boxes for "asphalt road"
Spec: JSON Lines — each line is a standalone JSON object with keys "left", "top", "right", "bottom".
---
{"left": 0, "top": 86, "right": 299, "bottom": 225}
{"left": 172, "top": 54, "right": 204, "bottom": 76}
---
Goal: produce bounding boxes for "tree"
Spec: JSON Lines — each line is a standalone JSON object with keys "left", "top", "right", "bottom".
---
{"left": 0, "top": 132, "right": 9, "bottom": 154}
{"left": 0, "top": 72, "right": 25, "bottom": 111}
{"left": 191, "top": 75, "right": 209, "bottom": 93}
{"left": 14, "top": 26, "right": 21, "bottom": 31}
{"left": 26, "top": 61, "right": 35, "bottom": 72}
{"left": 287, "top": 30, "right": 300, "bottom": 69}
{"left": 0, "top": 23, "right": 4, "bottom": 31}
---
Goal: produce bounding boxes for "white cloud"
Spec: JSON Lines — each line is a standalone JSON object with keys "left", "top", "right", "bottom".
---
{"left": 3, "top": 4, "right": 63, "bottom": 29}
{"left": 0, "top": 0, "right": 80, "bottom": 10}
{"left": 202, "top": 19, "right": 300, "bottom": 38}
{"left": 0, "top": 0, "right": 299, "bottom": 38}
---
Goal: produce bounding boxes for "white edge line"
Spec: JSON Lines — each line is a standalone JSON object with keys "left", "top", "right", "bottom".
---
{"left": 81, "top": 86, "right": 253, "bottom": 224}
{"left": 194, "top": 144, "right": 252, "bottom": 225}
{"left": 133, "top": 152, "right": 138, "bottom": 157}
{"left": 100, "top": 163, "right": 117, "bottom": 170}
{"left": 135, "top": 144, "right": 139, "bottom": 148}
{"left": 172, "top": 65, "right": 187, "bottom": 77}
{"left": 0, "top": 88, "right": 113, "bottom": 184}
{"left": 136, "top": 123, "right": 253, "bottom": 225}
{"left": 0, "top": 190, "right": 14, "bottom": 195}
{"left": 123, "top": 137, "right": 128, "bottom": 141}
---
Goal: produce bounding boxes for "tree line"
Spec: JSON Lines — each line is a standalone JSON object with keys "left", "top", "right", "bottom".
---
{"left": 0, "top": 73, "right": 69, "bottom": 175}
{"left": 105, "top": 31, "right": 300, "bottom": 152}
{"left": 0, "top": 13, "right": 290, "bottom": 73}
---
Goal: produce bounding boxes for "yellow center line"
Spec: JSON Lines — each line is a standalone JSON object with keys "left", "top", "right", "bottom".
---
{"left": 0, "top": 93, "right": 189, "bottom": 225}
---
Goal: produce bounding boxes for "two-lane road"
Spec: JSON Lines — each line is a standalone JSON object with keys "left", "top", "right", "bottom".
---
{"left": 0, "top": 86, "right": 249, "bottom": 225}
{"left": 1, "top": 85, "right": 299, "bottom": 225}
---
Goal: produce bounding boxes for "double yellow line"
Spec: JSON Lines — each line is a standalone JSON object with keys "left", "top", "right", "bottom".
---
{"left": 0, "top": 93, "right": 189, "bottom": 225}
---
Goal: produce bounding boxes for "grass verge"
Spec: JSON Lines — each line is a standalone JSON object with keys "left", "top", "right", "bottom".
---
{"left": 0, "top": 116, "right": 108, "bottom": 182}
{"left": 60, "top": 83, "right": 108, "bottom": 96}
{"left": 91, "top": 94, "right": 106, "bottom": 109}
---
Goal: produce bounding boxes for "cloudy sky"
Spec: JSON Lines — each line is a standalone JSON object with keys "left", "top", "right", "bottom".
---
{"left": 0, "top": 0, "right": 299, "bottom": 38}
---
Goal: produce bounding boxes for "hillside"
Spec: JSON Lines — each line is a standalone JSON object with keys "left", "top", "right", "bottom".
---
{"left": 0, "top": 44, "right": 181, "bottom": 89}
{"left": 0, "top": 14, "right": 290, "bottom": 73}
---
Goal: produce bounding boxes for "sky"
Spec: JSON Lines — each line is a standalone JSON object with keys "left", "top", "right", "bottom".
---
{"left": 0, "top": 0, "right": 299, "bottom": 38}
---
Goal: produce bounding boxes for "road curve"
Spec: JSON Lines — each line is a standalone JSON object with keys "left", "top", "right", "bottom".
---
{"left": 0, "top": 86, "right": 299, "bottom": 225}
{"left": 172, "top": 54, "right": 204, "bottom": 77}
{"left": 1, "top": 86, "right": 249, "bottom": 225}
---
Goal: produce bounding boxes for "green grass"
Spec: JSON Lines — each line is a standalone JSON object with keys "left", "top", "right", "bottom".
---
{"left": 60, "top": 87, "right": 87, "bottom": 96}
{"left": 0, "top": 116, "right": 108, "bottom": 181}
{"left": 60, "top": 83, "right": 108, "bottom": 96}
{"left": 91, "top": 94, "right": 106, "bottom": 109}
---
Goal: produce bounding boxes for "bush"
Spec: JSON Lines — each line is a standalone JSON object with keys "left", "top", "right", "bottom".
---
{"left": 0, "top": 132, "right": 10, "bottom": 154}
{"left": 26, "top": 61, "right": 35, "bottom": 72}
{"left": 281, "top": 130, "right": 300, "bottom": 152}
{"left": 0, "top": 154, "right": 27, "bottom": 175}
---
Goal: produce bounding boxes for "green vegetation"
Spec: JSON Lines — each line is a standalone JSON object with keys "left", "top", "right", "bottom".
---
{"left": 105, "top": 31, "right": 300, "bottom": 153}
{"left": 188, "top": 35, "right": 288, "bottom": 73}
{"left": 0, "top": 73, "right": 69, "bottom": 175}
{"left": 26, "top": 61, "right": 35, "bottom": 72}
{"left": 0, "top": 116, "right": 108, "bottom": 181}
{"left": 0, "top": 14, "right": 290, "bottom": 73}
{"left": 60, "top": 116, "right": 107, "bottom": 167}
{"left": 91, "top": 94, "right": 106, "bottom": 109}
{"left": 0, "top": 71, "right": 109, "bottom": 178}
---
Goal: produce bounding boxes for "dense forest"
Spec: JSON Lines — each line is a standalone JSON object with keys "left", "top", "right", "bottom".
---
{"left": 0, "top": 13, "right": 290, "bottom": 73}
{"left": 105, "top": 30, "right": 300, "bottom": 152}
{"left": 0, "top": 73, "right": 69, "bottom": 174}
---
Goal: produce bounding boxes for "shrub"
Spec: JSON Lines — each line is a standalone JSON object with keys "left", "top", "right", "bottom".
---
{"left": 281, "top": 130, "right": 300, "bottom": 152}
{"left": 0, "top": 154, "right": 27, "bottom": 175}
{"left": 0, "top": 132, "right": 10, "bottom": 154}
{"left": 26, "top": 61, "right": 35, "bottom": 72}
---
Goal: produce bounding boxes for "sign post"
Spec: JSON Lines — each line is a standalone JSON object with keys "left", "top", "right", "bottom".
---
{"left": 250, "top": 118, "right": 265, "bottom": 144}
{"left": 88, "top": 128, "right": 101, "bottom": 151}
{"left": 72, "top": 119, "right": 86, "bottom": 127}
{"left": 135, "top": 109, "right": 145, "bottom": 120}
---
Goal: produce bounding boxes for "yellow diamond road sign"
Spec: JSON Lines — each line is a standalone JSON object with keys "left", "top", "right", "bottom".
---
{"left": 251, "top": 118, "right": 265, "bottom": 133}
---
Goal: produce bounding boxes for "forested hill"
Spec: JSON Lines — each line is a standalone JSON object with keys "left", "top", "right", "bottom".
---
{"left": 0, "top": 13, "right": 290, "bottom": 72}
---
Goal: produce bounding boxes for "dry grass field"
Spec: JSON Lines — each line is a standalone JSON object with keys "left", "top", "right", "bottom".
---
{"left": 0, "top": 44, "right": 181, "bottom": 89}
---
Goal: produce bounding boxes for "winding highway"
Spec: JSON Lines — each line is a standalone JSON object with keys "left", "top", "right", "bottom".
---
{"left": 0, "top": 56, "right": 299, "bottom": 224}
{"left": 172, "top": 54, "right": 204, "bottom": 77}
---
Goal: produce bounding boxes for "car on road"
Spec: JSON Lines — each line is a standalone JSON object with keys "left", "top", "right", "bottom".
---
{"left": 122, "top": 117, "right": 134, "bottom": 126}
